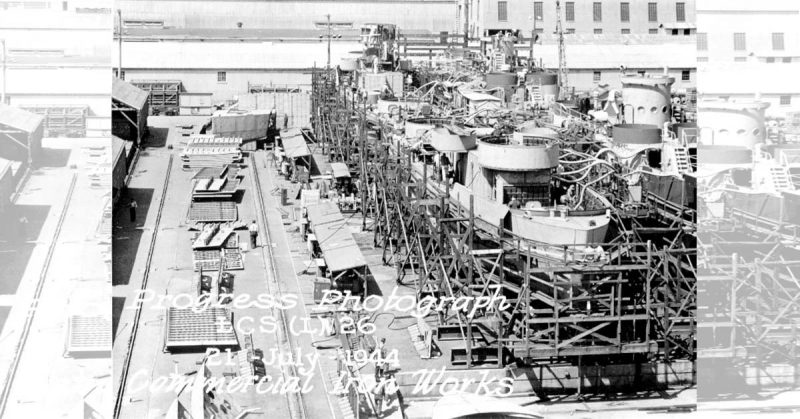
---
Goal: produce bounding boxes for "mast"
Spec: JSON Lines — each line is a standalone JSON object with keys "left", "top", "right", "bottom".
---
{"left": 556, "top": 0, "right": 569, "bottom": 100}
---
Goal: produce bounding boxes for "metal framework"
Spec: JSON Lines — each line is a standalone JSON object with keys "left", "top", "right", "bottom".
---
{"left": 311, "top": 66, "right": 696, "bottom": 371}
{"left": 131, "top": 79, "right": 182, "bottom": 112}
{"left": 699, "top": 210, "right": 800, "bottom": 394}
{"left": 20, "top": 105, "right": 87, "bottom": 137}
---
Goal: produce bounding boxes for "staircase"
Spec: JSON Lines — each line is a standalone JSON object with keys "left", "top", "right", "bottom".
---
{"left": 770, "top": 166, "right": 794, "bottom": 191}
{"left": 673, "top": 147, "right": 691, "bottom": 174}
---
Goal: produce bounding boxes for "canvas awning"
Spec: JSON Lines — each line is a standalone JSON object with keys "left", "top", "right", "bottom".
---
{"left": 330, "top": 162, "right": 351, "bottom": 178}
{"left": 306, "top": 202, "right": 367, "bottom": 272}
{"left": 283, "top": 133, "right": 311, "bottom": 159}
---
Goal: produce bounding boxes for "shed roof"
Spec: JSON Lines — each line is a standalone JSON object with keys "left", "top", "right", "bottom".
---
{"left": 307, "top": 202, "right": 367, "bottom": 272}
{"left": 330, "top": 162, "right": 351, "bottom": 178}
{"left": 112, "top": 78, "right": 149, "bottom": 110}
{"left": 283, "top": 133, "right": 311, "bottom": 159}
{"left": 112, "top": 136, "right": 127, "bottom": 170}
{"left": 0, "top": 104, "right": 43, "bottom": 133}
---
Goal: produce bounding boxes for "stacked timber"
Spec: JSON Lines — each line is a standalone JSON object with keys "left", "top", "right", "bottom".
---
{"left": 181, "top": 135, "right": 243, "bottom": 169}
{"left": 192, "top": 165, "right": 241, "bottom": 200}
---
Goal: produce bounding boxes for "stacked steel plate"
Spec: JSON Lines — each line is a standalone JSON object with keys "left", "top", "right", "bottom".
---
{"left": 181, "top": 135, "right": 243, "bottom": 169}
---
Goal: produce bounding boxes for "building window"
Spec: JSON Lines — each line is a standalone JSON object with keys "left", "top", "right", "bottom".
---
{"left": 697, "top": 33, "right": 707, "bottom": 50}
{"left": 594, "top": 28, "right": 602, "bottom": 34}
{"left": 593, "top": 71, "right": 601, "bottom": 82}
{"left": 638, "top": 70, "right": 646, "bottom": 76}
{"left": 217, "top": 71, "right": 227, "bottom": 82}
{"left": 565, "top": 2, "right": 574, "bottom": 21}
{"left": 733, "top": 33, "right": 746, "bottom": 51}
{"left": 671, "top": 29, "right": 678, "bottom": 36}
{"left": 120, "top": 70, "right": 125, "bottom": 80}
{"left": 681, "top": 70, "right": 690, "bottom": 81}
{"left": 676, "top": 2, "right": 685, "bottom": 22}
{"left": 734, "top": 57, "right": 747, "bottom": 62}
{"left": 783, "top": 57, "right": 792, "bottom": 63}
{"left": 566, "top": 28, "right": 575, "bottom": 34}
{"left": 593, "top": 2, "right": 602, "bottom": 22}
{"left": 648, "top": 2, "right": 657, "bottom": 22}
{"left": 780, "top": 95, "right": 792, "bottom": 106}
{"left": 766, "top": 57, "right": 776, "bottom": 63}
{"left": 697, "top": 57, "right": 708, "bottom": 62}
{"left": 621, "top": 28, "right": 630, "bottom": 34}
{"left": 773, "top": 32, "right": 785, "bottom": 50}
{"left": 620, "top": 2, "right": 629, "bottom": 22}
{"left": 497, "top": 1, "right": 508, "bottom": 21}
{"left": 649, "top": 28, "right": 659, "bottom": 34}
{"left": 534, "top": 1, "right": 543, "bottom": 21}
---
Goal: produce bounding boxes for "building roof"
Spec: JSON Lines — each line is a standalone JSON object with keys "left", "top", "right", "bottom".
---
{"left": 282, "top": 132, "right": 311, "bottom": 159}
{"left": 112, "top": 78, "right": 149, "bottom": 110}
{"left": 0, "top": 104, "right": 43, "bottom": 133}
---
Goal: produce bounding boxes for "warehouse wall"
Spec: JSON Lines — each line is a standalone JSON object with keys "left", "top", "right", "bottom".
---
{"left": 121, "top": 70, "right": 311, "bottom": 102}
{"left": 117, "top": 0, "right": 456, "bottom": 31}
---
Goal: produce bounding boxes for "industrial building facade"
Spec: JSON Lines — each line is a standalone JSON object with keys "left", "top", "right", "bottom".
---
{"left": 697, "top": 0, "right": 800, "bottom": 117}
{"left": 459, "top": 0, "right": 696, "bottom": 37}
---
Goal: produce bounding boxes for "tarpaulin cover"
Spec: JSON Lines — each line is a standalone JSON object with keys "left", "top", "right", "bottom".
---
{"left": 283, "top": 133, "right": 311, "bottom": 159}
{"left": 330, "top": 162, "right": 351, "bottom": 178}
{"left": 306, "top": 202, "right": 367, "bottom": 272}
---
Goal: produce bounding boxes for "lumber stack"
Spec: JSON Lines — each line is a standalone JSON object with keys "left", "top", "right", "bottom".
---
{"left": 181, "top": 135, "right": 243, "bottom": 169}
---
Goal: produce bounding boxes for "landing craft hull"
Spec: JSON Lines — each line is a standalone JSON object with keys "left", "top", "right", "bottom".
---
{"left": 510, "top": 211, "right": 610, "bottom": 246}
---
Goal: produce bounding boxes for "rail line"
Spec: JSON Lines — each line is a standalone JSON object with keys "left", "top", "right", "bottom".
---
{"left": 249, "top": 152, "right": 308, "bottom": 419}
{"left": 0, "top": 172, "right": 78, "bottom": 416}
{"left": 113, "top": 154, "right": 174, "bottom": 419}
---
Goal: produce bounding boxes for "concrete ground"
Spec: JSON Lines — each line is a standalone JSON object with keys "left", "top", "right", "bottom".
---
{"left": 112, "top": 117, "right": 339, "bottom": 418}
{"left": 0, "top": 138, "right": 112, "bottom": 417}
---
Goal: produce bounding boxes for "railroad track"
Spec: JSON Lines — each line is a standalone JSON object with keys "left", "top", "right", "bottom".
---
{"left": 113, "top": 154, "right": 174, "bottom": 419}
{"left": 0, "top": 173, "right": 78, "bottom": 416}
{"left": 249, "top": 152, "right": 308, "bottom": 419}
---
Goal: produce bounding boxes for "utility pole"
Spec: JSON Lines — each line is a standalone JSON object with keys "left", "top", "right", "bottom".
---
{"left": 463, "top": 0, "right": 470, "bottom": 47}
{"left": 117, "top": 9, "right": 123, "bottom": 79}
{"left": 326, "top": 14, "right": 331, "bottom": 69}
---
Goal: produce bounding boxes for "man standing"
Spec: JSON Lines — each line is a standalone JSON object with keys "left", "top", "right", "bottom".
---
{"left": 248, "top": 220, "right": 259, "bottom": 248}
{"left": 129, "top": 199, "right": 138, "bottom": 223}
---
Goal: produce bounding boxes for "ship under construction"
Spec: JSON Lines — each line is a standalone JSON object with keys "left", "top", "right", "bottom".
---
{"left": 112, "top": 19, "right": 700, "bottom": 419}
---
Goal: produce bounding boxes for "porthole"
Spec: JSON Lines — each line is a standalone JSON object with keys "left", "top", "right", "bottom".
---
{"left": 753, "top": 128, "right": 761, "bottom": 136}
{"left": 736, "top": 129, "right": 746, "bottom": 135}
{"left": 650, "top": 106, "right": 657, "bottom": 113}
{"left": 637, "top": 106, "right": 645, "bottom": 113}
{"left": 662, "top": 106, "right": 668, "bottom": 113}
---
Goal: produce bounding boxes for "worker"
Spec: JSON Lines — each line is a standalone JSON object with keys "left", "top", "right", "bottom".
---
{"left": 248, "top": 220, "right": 259, "bottom": 248}
{"left": 129, "top": 199, "right": 138, "bottom": 223}
{"left": 508, "top": 197, "right": 521, "bottom": 209}
{"left": 374, "top": 337, "right": 387, "bottom": 381}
